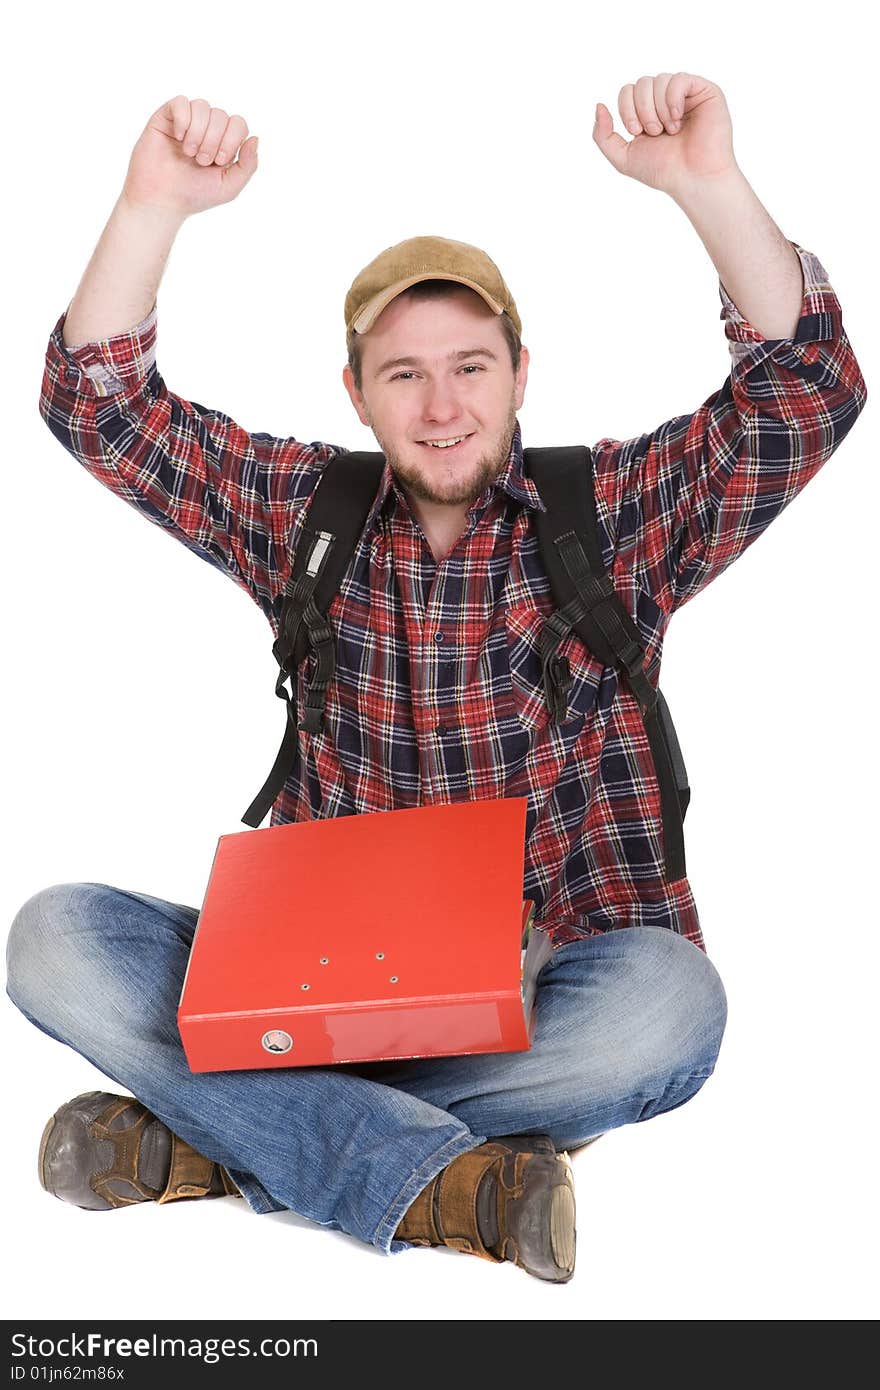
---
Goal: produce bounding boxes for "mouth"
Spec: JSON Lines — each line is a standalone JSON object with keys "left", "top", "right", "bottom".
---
{"left": 418, "top": 433, "right": 474, "bottom": 454}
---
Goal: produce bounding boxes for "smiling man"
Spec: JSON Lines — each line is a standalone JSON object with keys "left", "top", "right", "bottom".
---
{"left": 11, "top": 76, "right": 867, "bottom": 1287}
{"left": 341, "top": 250, "right": 529, "bottom": 562}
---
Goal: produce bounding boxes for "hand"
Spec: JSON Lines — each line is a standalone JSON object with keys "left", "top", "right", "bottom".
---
{"left": 120, "top": 95, "right": 259, "bottom": 220}
{"left": 592, "top": 72, "right": 738, "bottom": 198}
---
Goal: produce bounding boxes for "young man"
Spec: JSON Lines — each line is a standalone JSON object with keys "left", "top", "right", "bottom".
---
{"left": 7, "top": 75, "right": 867, "bottom": 1284}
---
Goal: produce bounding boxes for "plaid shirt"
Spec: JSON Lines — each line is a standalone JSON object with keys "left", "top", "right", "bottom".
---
{"left": 40, "top": 240, "right": 867, "bottom": 954}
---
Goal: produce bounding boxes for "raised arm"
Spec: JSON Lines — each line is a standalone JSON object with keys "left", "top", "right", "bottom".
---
{"left": 590, "top": 73, "right": 867, "bottom": 616}
{"left": 40, "top": 96, "right": 342, "bottom": 626}
{"left": 63, "top": 93, "right": 258, "bottom": 345}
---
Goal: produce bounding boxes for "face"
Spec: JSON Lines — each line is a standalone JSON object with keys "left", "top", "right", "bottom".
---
{"left": 342, "top": 286, "right": 529, "bottom": 521}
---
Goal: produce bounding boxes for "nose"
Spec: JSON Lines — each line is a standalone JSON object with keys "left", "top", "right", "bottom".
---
{"left": 421, "top": 375, "right": 465, "bottom": 426}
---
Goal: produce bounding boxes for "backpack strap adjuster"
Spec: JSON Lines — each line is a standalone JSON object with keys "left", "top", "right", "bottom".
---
{"left": 296, "top": 594, "right": 336, "bottom": 734}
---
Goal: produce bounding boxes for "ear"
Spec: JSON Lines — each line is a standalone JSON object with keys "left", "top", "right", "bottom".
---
{"left": 342, "top": 364, "right": 371, "bottom": 427}
{"left": 514, "top": 345, "right": 530, "bottom": 410}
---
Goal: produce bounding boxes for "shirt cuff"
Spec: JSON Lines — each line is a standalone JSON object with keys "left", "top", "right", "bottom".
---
{"left": 718, "top": 241, "right": 844, "bottom": 371}
{"left": 49, "top": 298, "right": 158, "bottom": 397}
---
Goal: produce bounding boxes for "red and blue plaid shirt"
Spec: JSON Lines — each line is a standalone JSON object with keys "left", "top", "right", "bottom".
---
{"left": 40, "top": 240, "right": 867, "bottom": 954}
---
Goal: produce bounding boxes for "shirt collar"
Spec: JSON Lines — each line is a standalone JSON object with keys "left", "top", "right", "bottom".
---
{"left": 362, "top": 418, "right": 546, "bottom": 533}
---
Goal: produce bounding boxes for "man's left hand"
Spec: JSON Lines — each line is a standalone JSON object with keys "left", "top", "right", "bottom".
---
{"left": 593, "top": 72, "right": 738, "bottom": 197}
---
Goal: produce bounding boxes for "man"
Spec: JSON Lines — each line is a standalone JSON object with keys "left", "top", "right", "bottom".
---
{"left": 6, "top": 74, "right": 867, "bottom": 1284}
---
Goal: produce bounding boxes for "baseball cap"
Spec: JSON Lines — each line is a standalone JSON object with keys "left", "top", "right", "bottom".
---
{"left": 344, "top": 235, "right": 522, "bottom": 351}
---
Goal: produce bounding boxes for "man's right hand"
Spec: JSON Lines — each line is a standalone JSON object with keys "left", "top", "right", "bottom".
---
{"left": 120, "top": 95, "right": 259, "bottom": 219}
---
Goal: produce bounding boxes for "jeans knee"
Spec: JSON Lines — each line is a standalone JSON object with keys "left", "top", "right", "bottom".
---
{"left": 6, "top": 882, "right": 99, "bottom": 1020}
{"left": 608, "top": 928, "right": 728, "bottom": 1085}
{"left": 653, "top": 929, "right": 728, "bottom": 1074}
{"left": 698, "top": 954, "right": 728, "bottom": 1068}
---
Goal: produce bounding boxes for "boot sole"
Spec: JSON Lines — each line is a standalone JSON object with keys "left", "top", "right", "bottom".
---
{"left": 503, "top": 1147, "right": 576, "bottom": 1283}
{"left": 550, "top": 1177, "right": 576, "bottom": 1274}
{"left": 38, "top": 1113, "right": 57, "bottom": 1193}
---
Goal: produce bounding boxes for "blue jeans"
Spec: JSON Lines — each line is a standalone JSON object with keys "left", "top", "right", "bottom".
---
{"left": 5, "top": 883, "right": 727, "bottom": 1255}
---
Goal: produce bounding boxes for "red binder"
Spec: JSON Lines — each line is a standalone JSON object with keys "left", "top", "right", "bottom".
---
{"left": 177, "top": 796, "right": 552, "bottom": 1072}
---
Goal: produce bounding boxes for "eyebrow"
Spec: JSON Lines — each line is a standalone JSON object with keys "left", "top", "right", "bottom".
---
{"left": 374, "top": 347, "right": 500, "bottom": 379}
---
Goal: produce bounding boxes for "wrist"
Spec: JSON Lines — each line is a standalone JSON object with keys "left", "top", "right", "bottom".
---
{"left": 667, "top": 161, "right": 746, "bottom": 213}
{"left": 116, "top": 190, "right": 189, "bottom": 233}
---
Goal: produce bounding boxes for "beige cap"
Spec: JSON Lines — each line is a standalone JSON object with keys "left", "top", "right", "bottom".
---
{"left": 344, "top": 234, "right": 522, "bottom": 350}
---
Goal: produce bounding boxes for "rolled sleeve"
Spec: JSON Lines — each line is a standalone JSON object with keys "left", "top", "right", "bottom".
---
{"left": 718, "top": 241, "right": 843, "bottom": 372}
{"left": 51, "top": 299, "right": 158, "bottom": 398}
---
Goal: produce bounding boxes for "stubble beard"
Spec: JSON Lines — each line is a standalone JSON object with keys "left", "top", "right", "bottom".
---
{"left": 372, "top": 397, "right": 519, "bottom": 510}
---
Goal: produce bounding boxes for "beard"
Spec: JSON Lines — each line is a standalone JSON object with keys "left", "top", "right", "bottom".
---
{"left": 368, "top": 394, "right": 519, "bottom": 510}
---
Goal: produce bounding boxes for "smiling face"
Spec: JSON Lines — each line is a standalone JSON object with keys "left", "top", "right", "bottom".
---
{"left": 342, "top": 285, "right": 529, "bottom": 527}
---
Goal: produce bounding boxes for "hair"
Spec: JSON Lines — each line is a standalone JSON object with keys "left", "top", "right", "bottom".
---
{"left": 347, "top": 279, "right": 522, "bottom": 394}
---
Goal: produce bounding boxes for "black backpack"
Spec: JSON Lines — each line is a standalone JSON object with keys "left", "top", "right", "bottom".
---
{"left": 241, "top": 445, "right": 691, "bottom": 882}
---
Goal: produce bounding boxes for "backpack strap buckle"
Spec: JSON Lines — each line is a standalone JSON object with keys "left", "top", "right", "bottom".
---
{"left": 296, "top": 595, "right": 336, "bottom": 734}
{"left": 538, "top": 611, "right": 575, "bottom": 723}
{"left": 616, "top": 638, "right": 659, "bottom": 715}
{"left": 542, "top": 651, "right": 573, "bottom": 723}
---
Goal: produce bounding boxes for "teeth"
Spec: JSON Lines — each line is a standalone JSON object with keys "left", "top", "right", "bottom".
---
{"left": 424, "top": 436, "right": 467, "bottom": 448}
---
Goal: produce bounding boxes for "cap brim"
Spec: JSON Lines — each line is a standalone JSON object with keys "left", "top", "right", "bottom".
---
{"left": 351, "top": 273, "right": 504, "bottom": 334}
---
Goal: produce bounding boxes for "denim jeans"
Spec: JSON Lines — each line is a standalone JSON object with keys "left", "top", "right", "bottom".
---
{"left": 5, "top": 882, "right": 727, "bottom": 1255}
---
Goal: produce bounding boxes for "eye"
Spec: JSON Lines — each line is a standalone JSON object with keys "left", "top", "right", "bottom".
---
{"left": 389, "top": 365, "right": 485, "bottom": 381}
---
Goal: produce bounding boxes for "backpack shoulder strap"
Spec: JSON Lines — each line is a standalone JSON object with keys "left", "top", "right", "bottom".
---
{"left": 241, "top": 449, "right": 384, "bottom": 827}
{"left": 524, "top": 445, "right": 690, "bottom": 882}
{"left": 525, "top": 444, "right": 656, "bottom": 705}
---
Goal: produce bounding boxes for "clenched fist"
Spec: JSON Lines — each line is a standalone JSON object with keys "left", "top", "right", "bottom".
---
{"left": 592, "top": 73, "right": 738, "bottom": 197}
{"left": 121, "top": 95, "right": 260, "bottom": 219}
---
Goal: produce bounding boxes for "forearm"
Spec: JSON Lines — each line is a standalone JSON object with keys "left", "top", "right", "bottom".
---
{"left": 62, "top": 194, "right": 186, "bottom": 348}
{"left": 670, "top": 166, "right": 805, "bottom": 339}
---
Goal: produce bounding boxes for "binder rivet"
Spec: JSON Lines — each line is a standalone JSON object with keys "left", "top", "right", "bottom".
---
{"left": 389, "top": 976, "right": 398, "bottom": 983}
{"left": 376, "top": 952, "right": 384, "bottom": 959}
{"left": 301, "top": 983, "right": 310, "bottom": 990}
{"left": 319, "top": 957, "right": 329, "bottom": 965}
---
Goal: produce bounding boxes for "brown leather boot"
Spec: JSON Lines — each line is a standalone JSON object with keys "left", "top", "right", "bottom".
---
{"left": 38, "top": 1091, "right": 242, "bottom": 1210}
{"left": 394, "top": 1134, "right": 576, "bottom": 1283}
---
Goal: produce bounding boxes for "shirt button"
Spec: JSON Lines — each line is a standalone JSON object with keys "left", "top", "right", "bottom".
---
{"left": 65, "top": 368, "right": 78, "bottom": 383}
{"left": 434, "top": 631, "right": 444, "bottom": 644}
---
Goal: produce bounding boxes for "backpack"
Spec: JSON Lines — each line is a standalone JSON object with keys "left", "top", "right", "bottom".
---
{"left": 241, "top": 445, "right": 691, "bottom": 883}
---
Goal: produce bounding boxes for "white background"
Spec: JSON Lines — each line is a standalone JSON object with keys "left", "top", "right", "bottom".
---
{"left": 4, "top": 0, "right": 876, "bottom": 1324}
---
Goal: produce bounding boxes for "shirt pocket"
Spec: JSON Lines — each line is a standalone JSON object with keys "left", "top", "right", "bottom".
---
{"left": 504, "top": 601, "right": 606, "bottom": 733}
